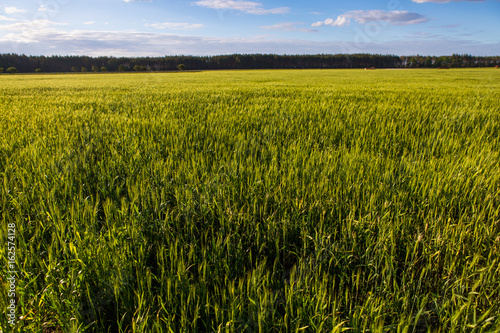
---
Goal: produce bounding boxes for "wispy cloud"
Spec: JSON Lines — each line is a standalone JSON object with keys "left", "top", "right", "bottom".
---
{"left": 194, "top": 0, "right": 289, "bottom": 15}
{"left": 261, "top": 22, "right": 317, "bottom": 32}
{"left": 312, "top": 10, "right": 429, "bottom": 28}
{"left": 0, "top": 15, "right": 17, "bottom": 22}
{"left": 1, "top": 24, "right": 497, "bottom": 57}
{"left": 83, "top": 21, "right": 95, "bottom": 25}
{"left": 0, "top": 19, "right": 67, "bottom": 42}
{"left": 146, "top": 22, "right": 205, "bottom": 30}
{"left": 38, "top": 4, "right": 60, "bottom": 13}
{"left": 4, "top": 6, "right": 27, "bottom": 14}
{"left": 412, "top": 0, "right": 484, "bottom": 3}
{"left": 123, "top": 0, "right": 153, "bottom": 2}
{"left": 407, "top": 31, "right": 442, "bottom": 39}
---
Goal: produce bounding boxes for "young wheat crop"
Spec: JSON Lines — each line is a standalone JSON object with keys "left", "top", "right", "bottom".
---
{"left": 1, "top": 69, "right": 499, "bottom": 332}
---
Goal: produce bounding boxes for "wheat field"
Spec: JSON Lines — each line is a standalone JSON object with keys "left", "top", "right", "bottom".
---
{"left": 1, "top": 69, "right": 499, "bottom": 332}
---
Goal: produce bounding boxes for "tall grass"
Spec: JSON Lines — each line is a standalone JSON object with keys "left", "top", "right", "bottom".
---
{"left": 1, "top": 69, "right": 499, "bottom": 332}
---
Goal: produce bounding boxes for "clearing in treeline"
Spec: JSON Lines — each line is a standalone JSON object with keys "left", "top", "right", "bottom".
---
{"left": 1, "top": 69, "right": 499, "bottom": 332}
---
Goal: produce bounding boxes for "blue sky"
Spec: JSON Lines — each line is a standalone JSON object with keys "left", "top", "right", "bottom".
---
{"left": 0, "top": 0, "right": 498, "bottom": 56}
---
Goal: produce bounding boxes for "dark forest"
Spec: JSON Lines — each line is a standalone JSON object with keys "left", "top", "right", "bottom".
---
{"left": 1, "top": 53, "right": 499, "bottom": 73}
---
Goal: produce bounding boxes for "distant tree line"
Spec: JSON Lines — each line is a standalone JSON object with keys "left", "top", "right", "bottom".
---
{"left": 0, "top": 53, "right": 499, "bottom": 73}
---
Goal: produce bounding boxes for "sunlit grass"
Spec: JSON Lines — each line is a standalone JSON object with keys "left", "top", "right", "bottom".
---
{"left": 1, "top": 69, "right": 499, "bottom": 332}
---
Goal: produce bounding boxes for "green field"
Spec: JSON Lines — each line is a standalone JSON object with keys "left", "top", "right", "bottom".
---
{"left": 1, "top": 69, "right": 499, "bottom": 332}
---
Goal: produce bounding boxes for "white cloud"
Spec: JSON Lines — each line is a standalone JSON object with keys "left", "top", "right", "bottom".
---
{"left": 83, "top": 21, "right": 95, "bottom": 25}
{"left": 312, "top": 16, "right": 349, "bottom": 27}
{"left": 147, "top": 22, "right": 205, "bottom": 30}
{"left": 194, "top": 0, "right": 289, "bottom": 14}
{"left": 37, "top": 4, "right": 61, "bottom": 13}
{"left": 0, "top": 15, "right": 17, "bottom": 21}
{"left": 261, "top": 22, "right": 317, "bottom": 32}
{"left": 0, "top": 19, "right": 67, "bottom": 42}
{"left": 0, "top": 23, "right": 497, "bottom": 57}
{"left": 4, "top": 6, "right": 27, "bottom": 14}
{"left": 313, "top": 10, "right": 429, "bottom": 28}
{"left": 123, "top": 0, "right": 153, "bottom": 2}
{"left": 412, "top": 0, "right": 483, "bottom": 3}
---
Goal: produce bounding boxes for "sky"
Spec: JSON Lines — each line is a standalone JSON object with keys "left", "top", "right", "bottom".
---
{"left": 0, "top": 0, "right": 499, "bottom": 57}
